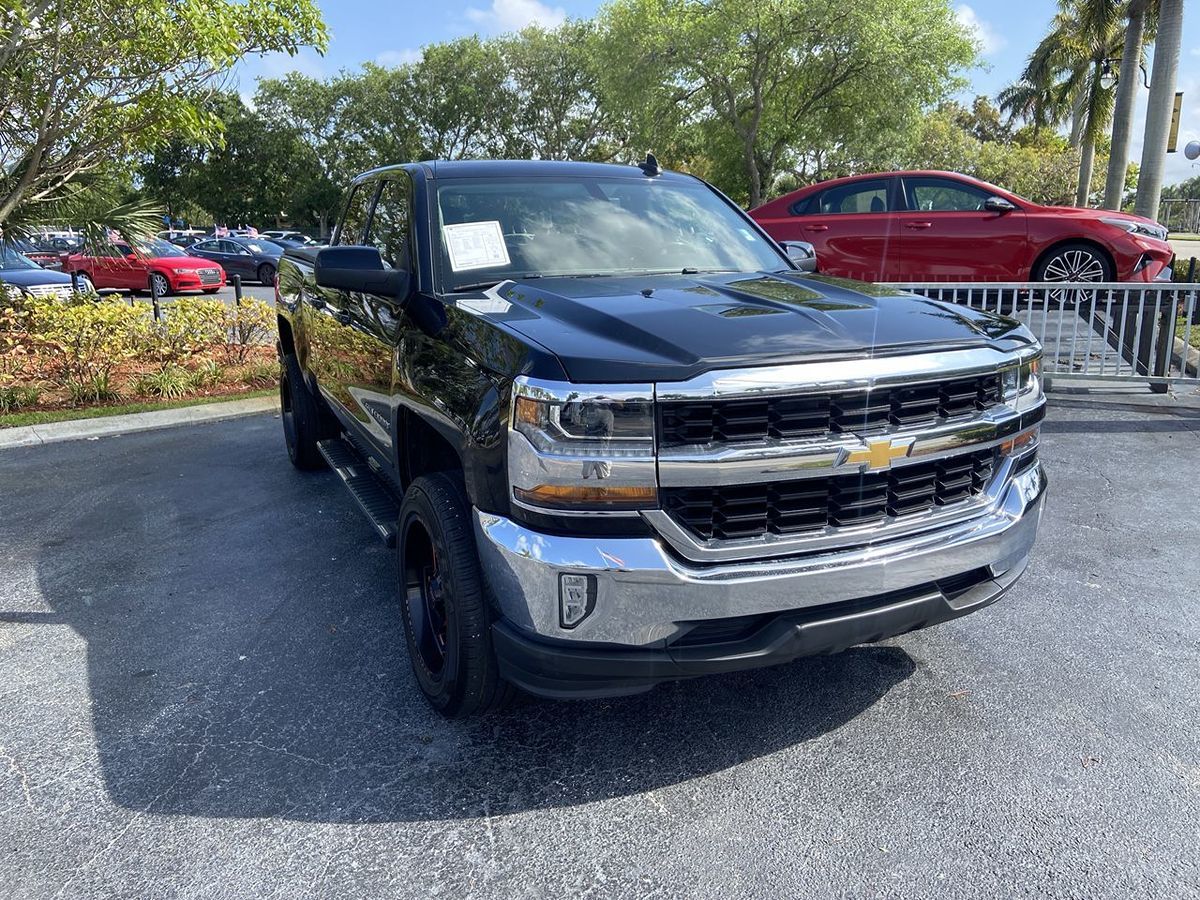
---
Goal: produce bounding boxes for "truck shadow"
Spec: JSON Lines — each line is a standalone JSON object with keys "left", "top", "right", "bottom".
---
{"left": 18, "top": 418, "right": 916, "bottom": 824}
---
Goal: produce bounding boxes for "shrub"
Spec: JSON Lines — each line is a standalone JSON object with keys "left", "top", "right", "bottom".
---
{"left": 133, "top": 363, "right": 193, "bottom": 399}
{"left": 236, "top": 360, "right": 279, "bottom": 388}
{"left": 187, "top": 358, "right": 224, "bottom": 390}
{"left": 0, "top": 382, "right": 40, "bottom": 412}
{"left": 226, "top": 299, "right": 276, "bottom": 364}
{"left": 66, "top": 373, "right": 120, "bottom": 405}
{"left": 152, "top": 298, "right": 229, "bottom": 361}
{"left": 26, "top": 297, "right": 146, "bottom": 389}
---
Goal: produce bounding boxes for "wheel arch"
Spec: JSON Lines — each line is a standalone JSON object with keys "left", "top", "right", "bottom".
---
{"left": 397, "top": 408, "right": 464, "bottom": 490}
{"left": 1029, "top": 239, "right": 1116, "bottom": 282}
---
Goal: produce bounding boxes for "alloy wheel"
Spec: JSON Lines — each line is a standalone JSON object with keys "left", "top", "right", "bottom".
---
{"left": 1041, "top": 248, "right": 1106, "bottom": 307}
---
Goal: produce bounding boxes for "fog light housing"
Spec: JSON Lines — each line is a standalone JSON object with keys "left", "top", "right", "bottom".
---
{"left": 559, "top": 573, "right": 596, "bottom": 628}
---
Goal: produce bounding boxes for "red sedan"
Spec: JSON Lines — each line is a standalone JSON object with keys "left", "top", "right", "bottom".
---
{"left": 750, "top": 170, "right": 1174, "bottom": 285}
{"left": 66, "top": 238, "right": 226, "bottom": 296}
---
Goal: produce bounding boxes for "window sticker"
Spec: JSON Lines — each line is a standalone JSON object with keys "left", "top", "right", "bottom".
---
{"left": 442, "top": 221, "right": 511, "bottom": 271}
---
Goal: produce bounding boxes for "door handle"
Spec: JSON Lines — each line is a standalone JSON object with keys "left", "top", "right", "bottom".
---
{"left": 904, "top": 221, "right": 933, "bottom": 229}
{"left": 803, "top": 224, "right": 829, "bottom": 232}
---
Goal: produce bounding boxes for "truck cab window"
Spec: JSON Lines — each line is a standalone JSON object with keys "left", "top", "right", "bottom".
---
{"left": 336, "top": 182, "right": 378, "bottom": 246}
{"left": 365, "top": 177, "right": 412, "bottom": 271}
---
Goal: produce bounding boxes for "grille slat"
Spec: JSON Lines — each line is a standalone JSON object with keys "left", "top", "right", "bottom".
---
{"left": 662, "top": 449, "right": 999, "bottom": 542}
{"left": 659, "top": 373, "right": 1002, "bottom": 448}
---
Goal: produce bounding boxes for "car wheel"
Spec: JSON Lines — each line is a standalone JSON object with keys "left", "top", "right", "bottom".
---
{"left": 398, "top": 473, "right": 513, "bottom": 718}
{"left": 279, "top": 351, "right": 333, "bottom": 470}
{"left": 149, "top": 272, "right": 172, "bottom": 298}
{"left": 74, "top": 272, "right": 95, "bottom": 296}
{"left": 1033, "top": 243, "right": 1113, "bottom": 307}
{"left": 202, "top": 287, "right": 219, "bottom": 294}
{"left": 257, "top": 262, "right": 276, "bottom": 286}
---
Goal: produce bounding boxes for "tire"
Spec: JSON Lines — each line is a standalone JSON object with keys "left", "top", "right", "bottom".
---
{"left": 257, "top": 262, "right": 276, "bottom": 286}
{"left": 1033, "top": 243, "right": 1113, "bottom": 307}
{"left": 279, "top": 351, "right": 333, "bottom": 470}
{"left": 73, "top": 272, "right": 96, "bottom": 296}
{"left": 202, "top": 287, "right": 219, "bottom": 294}
{"left": 397, "top": 473, "right": 513, "bottom": 718}
{"left": 149, "top": 272, "right": 172, "bottom": 298}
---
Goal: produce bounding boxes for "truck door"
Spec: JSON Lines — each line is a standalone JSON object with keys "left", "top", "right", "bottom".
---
{"left": 303, "top": 178, "right": 385, "bottom": 439}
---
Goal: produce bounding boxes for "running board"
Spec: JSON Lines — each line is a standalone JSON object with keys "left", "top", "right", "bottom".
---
{"left": 317, "top": 438, "right": 400, "bottom": 546}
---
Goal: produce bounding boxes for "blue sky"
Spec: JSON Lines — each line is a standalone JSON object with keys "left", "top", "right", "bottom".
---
{"left": 234, "top": 0, "right": 1200, "bottom": 185}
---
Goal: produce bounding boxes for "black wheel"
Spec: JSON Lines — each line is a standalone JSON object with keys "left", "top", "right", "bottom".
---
{"left": 149, "top": 272, "right": 172, "bottom": 298}
{"left": 1033, "top": 243, "right": 1113, "bottom": 307}
{"left": 398, "top": 473, "right": 512, "bottom": 718}
{"left": 202, "top": 287, "right": 219, "bottom": 294}
{"left": 258, "top": 262, "right": 276, "bottom": 286}
{"left": 279, "top": 351, "right": 333, "bottom": 469}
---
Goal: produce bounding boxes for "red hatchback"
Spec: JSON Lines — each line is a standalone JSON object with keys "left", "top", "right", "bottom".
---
{"left": 66, "top": 238, "right": 226, "bottom": 296}
{"left": 750, "top": 170, "right": 1174, "bottom": 285}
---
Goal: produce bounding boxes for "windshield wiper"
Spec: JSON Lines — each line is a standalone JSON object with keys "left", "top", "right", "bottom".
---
{"left": 449, "top": 273, "right": 542, "bottom": 293}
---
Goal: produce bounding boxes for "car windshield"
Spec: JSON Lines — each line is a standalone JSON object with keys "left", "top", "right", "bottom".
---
{"left": 134, "top": 238, "right": 189, "bottom": 258}
{"left": 0, "top": 243, "right": 40, "bottom": 270}
{"left": 434, "top": 176, "right": 786, "bottom": 291}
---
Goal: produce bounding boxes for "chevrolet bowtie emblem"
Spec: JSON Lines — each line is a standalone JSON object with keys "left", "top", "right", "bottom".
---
{"left": 844, "top": 438, "right": 914, "bottom": 471}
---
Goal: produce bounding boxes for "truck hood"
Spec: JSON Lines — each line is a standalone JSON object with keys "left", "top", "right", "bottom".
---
{"left": 470, "top": 271, "right": 1033, "bottom": 382}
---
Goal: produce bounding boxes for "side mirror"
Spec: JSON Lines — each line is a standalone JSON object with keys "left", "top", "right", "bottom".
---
{"left": 126, "top": 253, "right": 139, "bottom": 262}
{"left": 780, "top": 240, "right": 818, "bottom": 273}
{"left": 984, "top": 196, "right": 1017, "bottom": 213}
{"left": 315, "top": 245, "right": 409, "bottom": 299}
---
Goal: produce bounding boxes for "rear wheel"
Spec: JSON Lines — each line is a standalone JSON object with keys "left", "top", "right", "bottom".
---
{"left": 279, "top": 351, "right": 333, "bottom": 470}
{"left": 398, "top": 473, "right": 512, "bottom": 718}
{"left": 257, "top": 262, "right": 276, "bottom": 286}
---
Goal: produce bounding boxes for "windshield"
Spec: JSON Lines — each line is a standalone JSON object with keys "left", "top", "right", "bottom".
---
{"left": 0, "top": 243, "right": 40, "bottom": 270}
{"left": 134, "top": 238, "right": 189, "bottom": 258}
{"left": 434, "top": 176, "right": 786, "bottom": 291}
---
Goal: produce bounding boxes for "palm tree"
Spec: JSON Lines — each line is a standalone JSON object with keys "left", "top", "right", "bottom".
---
{"left": 1102, "top": 0, "right": 1156, "bottom": 209}
{"left": 1134, "top": 0, "right": 1184, "bottom": 219}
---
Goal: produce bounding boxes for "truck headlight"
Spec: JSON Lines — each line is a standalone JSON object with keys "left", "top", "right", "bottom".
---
{"left": 1001, "top": 354, "right": 1042, "bottom": 414}
{"left": 509, "top": 378, "right": 657, "bottom": 513}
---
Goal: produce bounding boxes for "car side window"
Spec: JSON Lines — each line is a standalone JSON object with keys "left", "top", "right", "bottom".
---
{"left": 193, "top": 241, "right": 217, "bottom": 253}
{"left": 365, "top": 176, "right": 413, "bottom": 271}
{"left": 904, "top": 177, "right": 990, "bottom": 212}
{"left": 811, "top": 180, "right": 891, "bottom": 215}
{"left": 219, "top": 240, "right": 244, "bottom": 254}
{"left": 335, "top": 181, "right": 379, "bottom": 246}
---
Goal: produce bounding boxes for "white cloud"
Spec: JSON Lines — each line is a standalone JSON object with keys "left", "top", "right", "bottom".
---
{"left": 465, "top": 0, "right": 566, "bottom": 33}
{"left": 955, "top": 4, "right": 1006, "bottom": 57}
{"left": 375, "top": 48, "right": 423, "bottom": 67}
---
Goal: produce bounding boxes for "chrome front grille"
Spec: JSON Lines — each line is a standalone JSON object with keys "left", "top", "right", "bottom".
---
{"left": 198, "top": 268, "right": 221, "bottom": 284}
{"left": 662, "top": 449, "right": 997, "bottom": 542}
{"left": 658, "top": 373, "right": 1002, "bottom": 448}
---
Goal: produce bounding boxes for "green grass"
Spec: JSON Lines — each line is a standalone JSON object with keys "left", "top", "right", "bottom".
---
{"left": 1170, "top": 233, "right": 1200, "bottom": 242}
{"left": 0, "top": 389, "right": 276, "bottom": 429}
{"left": 1178, "top": 318, "right": 1200, "bottom": 350}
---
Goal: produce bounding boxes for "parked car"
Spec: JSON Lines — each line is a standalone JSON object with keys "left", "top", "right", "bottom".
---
{"left": 0, "top": 243, "right": 78, "bottom": 300}
{"left": 187, "top": 235, "right": 282, "bottom": 284}
{"left": 750, "top": 170, "right": 1174, "bottom": 285}
{"left": 260, "top": 230, "right": 319, "bottom": 245}
{"left": 275, "top": 158, "right": 1047, "bottom": 717}
{"left": 158, "top": 229, "right": 207, "bottom": 248}
{"left": 66, "top": 238, "right": 226, "bottom": 295}
{"left": 3, "top": 236, "right": 65, "bottom": 270}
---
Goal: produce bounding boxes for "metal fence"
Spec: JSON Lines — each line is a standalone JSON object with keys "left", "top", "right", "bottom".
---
{"left": 1159, "top": 198, "right": 1200, "bottom": 235}
{"left": 883, "top": 282, "right": 1200, "bottom": 391}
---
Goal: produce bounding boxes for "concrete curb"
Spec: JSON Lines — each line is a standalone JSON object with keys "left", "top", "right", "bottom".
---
{"left": 0, "top": 395, "right": 279, "bottom": 450}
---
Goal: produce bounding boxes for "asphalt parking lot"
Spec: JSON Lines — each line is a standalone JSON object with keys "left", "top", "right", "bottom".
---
{"left": 2, "top": 388, "right": 1199, "bottom": 899}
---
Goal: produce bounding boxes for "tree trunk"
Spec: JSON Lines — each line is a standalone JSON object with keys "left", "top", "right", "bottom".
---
{"left": 1068, "top": 90, "right": 1086, "bottom": 149}
{"left": 744, "top": 140, "right": 762, "bottom": 210}
{"left": 1076, "top": 137, "right": 1096, "bottom": 207}
{"left": 1135, "top": 0, "right": 1185, "bottom": 219}
{"left": 1103, "top": 0, "right": 1146, "bottom": 210}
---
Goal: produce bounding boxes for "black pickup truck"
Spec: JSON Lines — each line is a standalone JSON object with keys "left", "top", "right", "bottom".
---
{"left": 275, "top": 159, "right": 1047, "bottom": 717}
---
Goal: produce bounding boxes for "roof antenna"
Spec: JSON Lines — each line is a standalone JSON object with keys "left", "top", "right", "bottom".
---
{"left": 637, "top": 152, "right": 661, "bottom": 177}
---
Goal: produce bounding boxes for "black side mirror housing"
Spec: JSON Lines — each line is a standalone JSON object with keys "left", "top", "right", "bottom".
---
{"left": 315, "top": 245, "right": 409, "bottom": 299}
{"left": 780, "top": 240, "right": 818, "bottom": 273}
{"left": 984, "top": 196, "right": 1017, "bottom": 213}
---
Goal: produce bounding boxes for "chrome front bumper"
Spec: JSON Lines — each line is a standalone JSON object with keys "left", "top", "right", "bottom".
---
{"left": 474, "top": 457, "right": 1047, "bottom": 650}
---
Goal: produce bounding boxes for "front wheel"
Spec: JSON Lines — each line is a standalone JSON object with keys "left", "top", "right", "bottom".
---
{"left": 397, "top": 473, "right": 512, "bottom": 718}
{"left": 1033, "top": 243, "right": 1113, "bottom": 307}
{"left": 202, "top": 287, "right": 219, "bottom": 294}
{"left": 279, "top": 351, "right": 332, "bottom": 470}
{"left": 149, "top": 272, "right": 172, "bottom": 298}
{"left": 257, "top": 262, "right": 276, "bottom": 286}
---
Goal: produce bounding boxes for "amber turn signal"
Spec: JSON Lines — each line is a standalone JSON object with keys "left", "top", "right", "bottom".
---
{"left": 1000, "top": 425, "right": 1039, "bottom": 456}
{"left": 514, "top": 484, "right": 658, "bottom": 510}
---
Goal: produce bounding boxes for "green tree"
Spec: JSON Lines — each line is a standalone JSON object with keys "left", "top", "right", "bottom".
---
{"left": 597, "top": 0, "right": 976, "bottom": 208}
{"left": 0, "top": 0, "right": 326, "bottom": 230}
